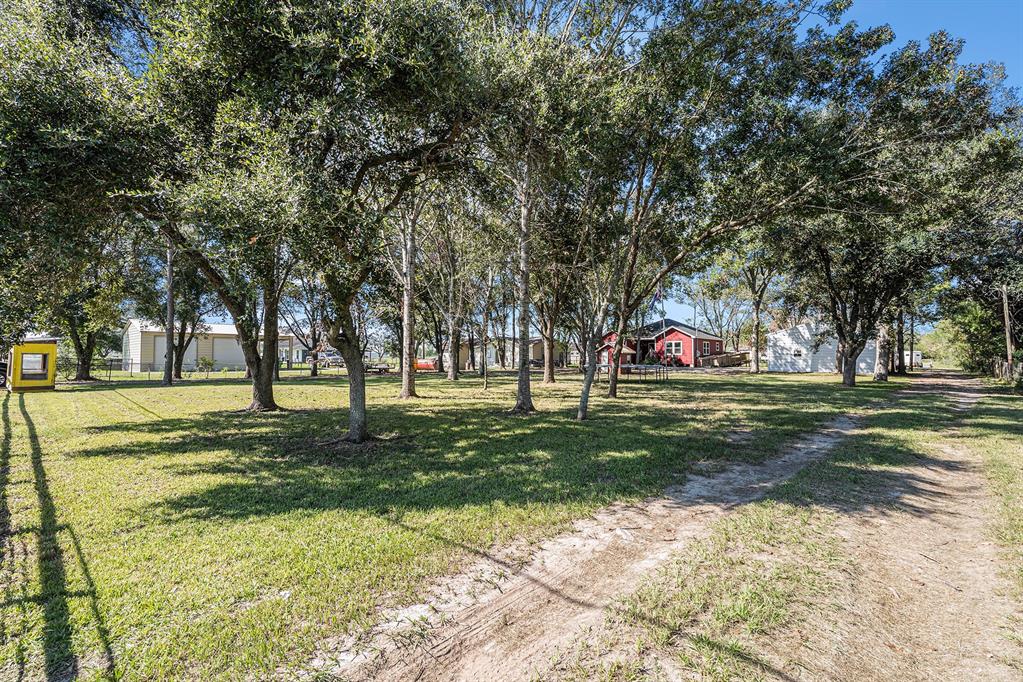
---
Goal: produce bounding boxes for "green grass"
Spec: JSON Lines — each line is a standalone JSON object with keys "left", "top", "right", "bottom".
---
{"left": 68, "top": 364, "right": 348, "bottom": 383}
{"left": 0, "top": 370, "right": 903, "bottom": 680}
{"left": 551, "top": 379, "right": 1016, "bottom": 681}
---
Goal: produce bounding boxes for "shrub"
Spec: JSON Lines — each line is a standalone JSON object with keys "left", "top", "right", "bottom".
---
{"left": 197, "top": 356, "right": 215, "bottom": 379}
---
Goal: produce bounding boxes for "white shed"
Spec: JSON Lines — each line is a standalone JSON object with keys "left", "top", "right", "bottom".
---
{"left": 766, "top": 323, "right": 877, "bottom": 375}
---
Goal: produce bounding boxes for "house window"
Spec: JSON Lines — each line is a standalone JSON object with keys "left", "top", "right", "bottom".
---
{"left": 21, "top": 353, "right": 48, "bottom": 380}
{"left": 664, "top": 340, "right": 682, "bottom": 356}
{"left": 702, "top": 341, "right": 710, "bottom": 355}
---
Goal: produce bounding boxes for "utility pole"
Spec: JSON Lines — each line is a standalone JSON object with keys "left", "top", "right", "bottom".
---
{"left": 162, "top": 242, "right": 175, "bottom": 386}
{"left": 1002, "top": 283, "right": 1015, "bottom": 374}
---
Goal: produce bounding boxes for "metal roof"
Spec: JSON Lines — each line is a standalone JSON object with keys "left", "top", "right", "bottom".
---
{"left": 130, "top": 318, "right": 297, "bottom": 338}
{"left": 635, "top": 317, "right": 723, "bottom": 341}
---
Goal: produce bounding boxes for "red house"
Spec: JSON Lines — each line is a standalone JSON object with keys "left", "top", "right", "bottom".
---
{"left": 597, "top": 318, "right": 724, "bottom": 367}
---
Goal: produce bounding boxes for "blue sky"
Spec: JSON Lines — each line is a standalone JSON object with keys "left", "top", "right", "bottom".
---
{"left": 840, "top": 0, "right": 1022, "bottom": 89}
{"left": 663, "top": 0, "right": 1023, "bottom": 325}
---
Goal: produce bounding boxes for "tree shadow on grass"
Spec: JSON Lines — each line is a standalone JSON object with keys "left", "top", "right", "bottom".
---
{"left": 61, "top": 373, "right": 942, "bottom": 530}
{"left": 770, "top": 382, "right": 1021, "bottom": 521}
{"left": 1, "top": 394, "right": 29, "bottom": 681}
{"left": 1, "top": 395, "right": 117, "bottom": 681}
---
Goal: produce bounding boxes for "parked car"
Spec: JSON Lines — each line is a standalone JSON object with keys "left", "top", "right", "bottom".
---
{"left": 317, "top": 351, "right": 344, "bottom": 368}
{"left": 529, "top": 358, "right": 544, "bottom": 368}
{"left": 0, "top": 360, "right": 6, "bottom": 388}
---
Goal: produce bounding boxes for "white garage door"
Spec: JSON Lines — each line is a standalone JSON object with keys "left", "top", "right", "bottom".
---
{"left": 212, "top": 337, "right": 246, "bottom": 370}
{"left": 153, "top": 335, "right": 199, "bottom": 370}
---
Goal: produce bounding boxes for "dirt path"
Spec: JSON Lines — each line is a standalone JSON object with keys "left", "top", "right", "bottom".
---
{"left": 313, "top": 413, "right": 867, "bottom": 680}
{"left": 791, "top": 374, "right": 1020, "bottom": 680}
{"left": 306, "top": 373, "right": 1018, "bottom": 682}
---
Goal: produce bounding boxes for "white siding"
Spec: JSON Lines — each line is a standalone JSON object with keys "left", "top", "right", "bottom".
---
{"left": 767, "top": 323, "right": 877, "bottom": 375}
{"left": 153, "top": 334, "right": 169, "bottom": 369}
{"left": 153, "top": 335, "right": 199, "bottom": 369}
{"left": 212, "top": 336, "right": 246, "bottom": 370}
{"left": 121, "top": 322, "right": 143, "bottom": 371}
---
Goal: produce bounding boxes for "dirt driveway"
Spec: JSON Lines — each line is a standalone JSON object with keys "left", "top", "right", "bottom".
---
{"left": 305, "top": 373, "right": 1019, "bottom": 681}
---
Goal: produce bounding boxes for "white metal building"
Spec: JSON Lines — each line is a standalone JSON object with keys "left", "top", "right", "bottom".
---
{"left": 766, "top": 323, "right": 877, "bottom": 375}
{"left": 121, "top": 319, "right": 298, "bottom": 372}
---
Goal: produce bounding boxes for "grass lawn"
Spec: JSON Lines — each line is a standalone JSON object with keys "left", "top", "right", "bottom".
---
{"left": 0, "top": 370, "right": 903, "bottom": 681}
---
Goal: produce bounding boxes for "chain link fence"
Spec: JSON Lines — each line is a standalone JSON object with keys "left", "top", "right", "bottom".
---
{"left": 55, "top": 357, "right": 342, "bottom": 383}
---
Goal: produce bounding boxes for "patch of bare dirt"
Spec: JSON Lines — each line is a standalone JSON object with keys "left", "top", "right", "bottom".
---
{"left": 787, "top": 375, "right": 1020, "bottom": 681}
{"left": 295, "top": 412, "right": 863, "bottom": 681}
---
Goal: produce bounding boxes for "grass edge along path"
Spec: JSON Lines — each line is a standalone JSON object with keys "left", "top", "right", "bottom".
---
{"left": 961, "top": 385, "right": 1023, "bottom": 660}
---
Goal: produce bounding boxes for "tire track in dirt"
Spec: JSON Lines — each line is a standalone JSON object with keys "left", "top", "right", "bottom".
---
{"left": 304, "top": 405, "right": 876, "bottom": 681}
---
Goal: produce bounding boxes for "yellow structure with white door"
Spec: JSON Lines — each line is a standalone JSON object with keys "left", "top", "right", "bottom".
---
{"left": 6, "top": 337, "right": 58, "bottom": 391}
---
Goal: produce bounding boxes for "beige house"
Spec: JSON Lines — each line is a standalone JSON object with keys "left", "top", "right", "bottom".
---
{"left": 121, "top": 319, "right": 298, "bottom": 372}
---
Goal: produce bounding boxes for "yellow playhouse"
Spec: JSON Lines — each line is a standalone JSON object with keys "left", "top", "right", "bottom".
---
{"left": 5, "top": 336, "right": 58, "bottom": 391}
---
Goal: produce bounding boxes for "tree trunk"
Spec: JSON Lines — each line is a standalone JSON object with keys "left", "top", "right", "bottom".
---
{"left": 909, "top": 314, "right": 916, "bottom": 371}
{"left": 1002, "top": 284, "right": 1015, "bottom": 372}
{"left": 240, "top": 337, "right": 277, "bottom": 411}
{"left": 173, "top": 329, "right": 189, "bottom": 380}
{"left": 173, "top": 348, "right": 184, "bottom": 379}
{"left": 577, "top": 333, "right": 599, "bottom": 420}
{"left": 606, "top": 314, "right": 627, "bottom": 398}
{"left": 541, "top": 313, "right": 557, "bottom": 384}
{"left": 511, "top": 165, "right": 534, "bottom": 414}
{"left": 432, "top": 316, "right": 445, "bottom": 374}
{"left": 238, "top": 292, "right": 280, "bottom": 412}
{"left": 162, "top": 245, "right": 175, "bottom": 386}
{"left": 895, "top": 309, "right": 906, "bottom": 375}
{"left": 873, "top": 324, "right": 890, "bottom": 382}
{"left": 496, "top": 318, "right": 507, "bottom": 369}
{"left": 510, "top": 298, "right": 517, "bottom": 369}
{"left": 67, "top": 322, "right": 96, "bottom": 381}
{"left": 309, "top": 350, "right": 319, "bottom": 377}
{"left": 446, "top": 319, "right": 461, "bottom": 381}
{"left": 77, "top": 335, "right": 96, "bottom": 381}
{"left": 399, "top": 224, "right": 418, "bottom": 398}
{"left": 173, "top": 319, "right": 195, "bottom": 380}
{"left": 264, "top": 295, "right": 280, "bottom": 388}
{"left": 749, "top": 301, "right": 763, "bottom": 373}
{"left": 331, "top": 305, "right": 368, "bottom": 442}
{"left": 840, "top": 343, "right": 862, "bottom": 387}
{"left": 480, "top": 334, "right": 488, "bottom": 383}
